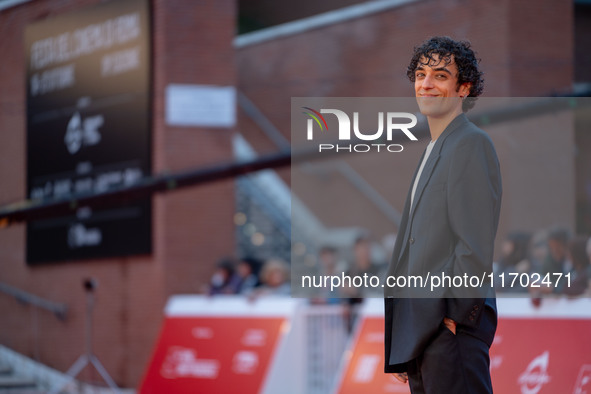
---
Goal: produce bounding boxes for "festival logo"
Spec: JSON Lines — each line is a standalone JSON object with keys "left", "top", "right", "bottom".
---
{"left": 232, "top": 351, "right": 259, "bottom": 375}
{"left": 64, "top": 111, "right": 103, "bottom": 155}
{"left": 518, "top": 351, "right": 551, "bottom": 394}
{"left": 241, "top": 329, "right": 267, "bottom": 347}
{"left": 573, "top": 364, "right": 591, "bottom": 394}
{"left": 160, "top": 346, "right": 219, "bottom": 379}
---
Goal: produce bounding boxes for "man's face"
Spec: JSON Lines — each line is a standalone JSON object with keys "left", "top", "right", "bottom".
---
{"left": 548, "top": 239, "right": 567, "bottom": 263}
{"left": 354, "top": 240, "right": 371, "bottom": 268}
{"left": 237, "top": 262, "right": 251, "bottom": 277}
{"left": 414, "top": 54, "right": 470, "bottom": 118}
{"left": 319, "top": 250, "right": 336, "bottom": 270}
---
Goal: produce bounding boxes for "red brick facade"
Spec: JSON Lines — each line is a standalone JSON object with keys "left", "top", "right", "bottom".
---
{"left": 0, "top": 0, "right": 236, "bottom": 387}
{"left": 237, "top": 0, "right": 573, "bottom": 154}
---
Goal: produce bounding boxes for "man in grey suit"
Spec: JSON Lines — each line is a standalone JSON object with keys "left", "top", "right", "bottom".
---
{"left": 384, "top": 36, "right": 502, "bottom": 393}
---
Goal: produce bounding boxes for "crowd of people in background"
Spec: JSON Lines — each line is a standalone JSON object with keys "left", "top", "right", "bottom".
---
{"left": 493, "top": 227, "right": 591, "bottom": 297}
{"left": 204, "top": 256, "right": 291, "bottom": 297}
{"left": 204, "top": 226, "right": 591, "bottom": 307}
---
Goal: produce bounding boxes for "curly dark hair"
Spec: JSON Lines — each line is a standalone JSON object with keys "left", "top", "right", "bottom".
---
{"left": 407, "top": 36, "right": 484, "bottom": 111}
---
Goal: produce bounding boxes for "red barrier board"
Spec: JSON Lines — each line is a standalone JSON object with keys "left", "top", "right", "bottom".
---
{"left": 336, "top": 299, "right": 591, "bottom": 394}
{"left": 490, "top": 318, "right": 591, "bottom": 393}
{"left": 338, "top": 316, "right": 410, "bottom": 394}
{"left": 140, "top": 316, "right": 286, "bottom": 394}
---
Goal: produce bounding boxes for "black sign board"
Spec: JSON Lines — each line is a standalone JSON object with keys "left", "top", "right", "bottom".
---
{"left": 25, "top": 0, "right": 151, "bottom": 263}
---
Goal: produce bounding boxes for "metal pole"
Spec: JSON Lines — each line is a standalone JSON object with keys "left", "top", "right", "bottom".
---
{"left": 48, "top": 280, "right": 120, "bottom": 394}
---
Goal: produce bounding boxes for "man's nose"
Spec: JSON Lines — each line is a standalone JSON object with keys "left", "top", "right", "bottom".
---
{"left": 421, "top": 74, "right": 435, "bottom": 89}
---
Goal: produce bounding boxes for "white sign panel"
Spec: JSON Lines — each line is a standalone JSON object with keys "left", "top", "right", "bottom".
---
{"left": 166, "top": 84, "right": 236, "bottom": 128}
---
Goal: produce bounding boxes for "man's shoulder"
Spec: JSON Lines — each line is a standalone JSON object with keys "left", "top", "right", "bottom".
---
{"left": 447, "top": 118, "right": 493, "bottom": 150}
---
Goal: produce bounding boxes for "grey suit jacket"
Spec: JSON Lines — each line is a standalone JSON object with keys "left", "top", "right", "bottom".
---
{"left": 384, "top": 113, "right": 502, "bottom": 372}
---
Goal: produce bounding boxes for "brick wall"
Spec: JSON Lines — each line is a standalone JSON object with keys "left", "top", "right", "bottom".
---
{"left": 237, "top": 0, "right": 573, "bottom": 151}
{"left": 236, "top": 0, "right": 576, "bottom": 253}
{"left": 0, "top": 0, "right": 236, "bottom": 387}
{"left": 507, "top": 0, "right": 573, "bottom": 95}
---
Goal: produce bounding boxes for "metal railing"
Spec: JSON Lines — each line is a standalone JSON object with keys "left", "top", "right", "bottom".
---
{"left": 0, "top": 281, "right": 67, "bottom": 363}
{"left": 0, "top": 281, "right": 67, "bottom": 320}
{"left": 301, "top": 304, "right": 350, "bottom": 394}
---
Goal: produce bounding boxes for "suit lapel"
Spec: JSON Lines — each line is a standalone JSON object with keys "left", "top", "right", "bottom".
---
{"left": 392, "top": 113, "right": 469, "bottom": 270}
{"left": 409, "top": 113, "right": 469, "bottom": 218}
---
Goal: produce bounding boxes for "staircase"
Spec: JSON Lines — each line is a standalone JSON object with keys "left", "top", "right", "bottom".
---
{"left": 0, "top": 361, "right": 42, "bottom": 394}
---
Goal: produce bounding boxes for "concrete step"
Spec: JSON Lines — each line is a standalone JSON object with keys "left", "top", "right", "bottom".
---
{"left": 0, "top": 376, "right": 37, "bottom": 389}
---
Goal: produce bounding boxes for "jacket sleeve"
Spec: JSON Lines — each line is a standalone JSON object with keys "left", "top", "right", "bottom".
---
{"left": 444, "top": 133, "right": 502, "bottom": 328}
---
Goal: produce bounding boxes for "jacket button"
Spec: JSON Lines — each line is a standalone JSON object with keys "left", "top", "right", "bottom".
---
{"left": 473, "top": 305, "right": 479, "bottom": 310}
{"left": 469, "top": 316, "right": 475, "bottom": 321}
{"left": 409, "top": 237, "right": 415, "bottom": 245}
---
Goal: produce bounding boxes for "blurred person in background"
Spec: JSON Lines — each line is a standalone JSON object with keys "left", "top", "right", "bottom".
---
{"left": 252, "top": 258, "right": 291, "bottom": 296}
{"left": 343, "top": 235, "right": 384, "bottom": 298}
{"left": 342, "top": 235, "right": 384, "bottom": 331}
{"left": 542, "top": 228, "right": 570, "bottom": 275}
{"left": 311, "top": 245, "right": 345, "bottom": 303}
{"left": 206, "top": 257, "right": 240, "bottom": 295}
{"left": 528, "top": 228, "right": 550, "bottom": 273}
{"left": 236, "top": 256, "right": 262, "bottom": 295}
{"left": 493, "top": 232, "right": 532, "bottom": 293}
{"left": 531, "top": 227, "right": 571, "bottom": 296}
{"left": 562, "top": 235, "right": 590, "bottom": 297}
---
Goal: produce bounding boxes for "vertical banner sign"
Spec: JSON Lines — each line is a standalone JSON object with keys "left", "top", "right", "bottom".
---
{"left": 24, "top": 0, "right": 151, "bottom": 263}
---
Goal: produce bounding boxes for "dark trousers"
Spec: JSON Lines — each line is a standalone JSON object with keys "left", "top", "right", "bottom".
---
{"left": 407, "top": 322, "right": 493, "bottom": 394}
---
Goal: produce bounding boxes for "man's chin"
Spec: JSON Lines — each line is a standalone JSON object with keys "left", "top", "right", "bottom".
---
{"left": 417, "top": 102, "right": 444, "bottom": 117}
{"left": 416, "top": 97, "right": 459, "bottom": 117}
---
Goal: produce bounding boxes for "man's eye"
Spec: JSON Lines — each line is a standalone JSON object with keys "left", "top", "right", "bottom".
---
{"left": 436, "top": 74, "right": 447, "bottom": 79}
{"left": 416, "top": 73, "right": 425, "bottom": 78}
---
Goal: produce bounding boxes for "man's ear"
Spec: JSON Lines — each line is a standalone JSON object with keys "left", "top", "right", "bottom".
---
{"left": 459, "top": 83, "right": 472, "bottom": 97}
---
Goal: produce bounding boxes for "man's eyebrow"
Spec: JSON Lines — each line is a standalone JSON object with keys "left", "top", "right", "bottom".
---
{"left": 432, "top": 67, "right": 452, "bottom": 75}
{"left": 414, "top": 65, "right": 453, "bottom": 75}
